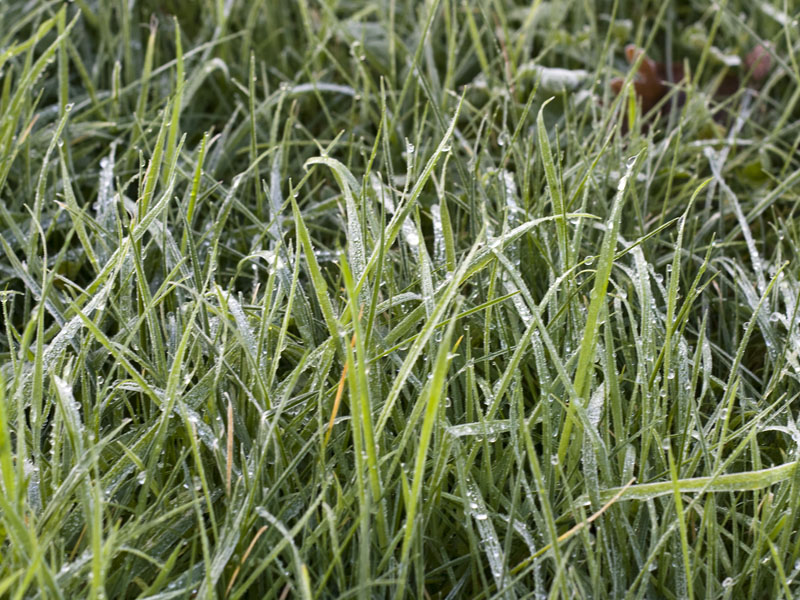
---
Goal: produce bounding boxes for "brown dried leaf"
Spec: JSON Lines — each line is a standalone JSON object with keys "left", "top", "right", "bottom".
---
{"left": 745, "top": 44, "right": 772, "bottom": 83}
{"left": 623, "top": 44, "right": 668, "bottom": 113}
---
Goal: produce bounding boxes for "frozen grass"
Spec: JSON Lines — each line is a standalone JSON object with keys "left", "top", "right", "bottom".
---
{"left": 1, "top": 0, "right": 800, "bottom": 598}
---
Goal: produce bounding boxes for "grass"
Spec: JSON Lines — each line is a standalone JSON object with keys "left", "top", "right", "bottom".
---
{"left": 1, "top": 0, "right": 800, "bottom": 597}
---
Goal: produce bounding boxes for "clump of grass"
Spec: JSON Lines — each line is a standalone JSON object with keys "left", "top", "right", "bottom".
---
{"left": 1, "top": 1, "right": 799, "bottom": 598}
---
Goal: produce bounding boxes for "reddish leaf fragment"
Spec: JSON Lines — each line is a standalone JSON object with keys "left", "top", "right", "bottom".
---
{"left": 610, "top": 45, "right": 683, "bottom": 115}
{"left": 745, "top": 44, "right": 771, "bottom": 83}
{"left": 609, "top": 42, "right": 774, "bottom": 131}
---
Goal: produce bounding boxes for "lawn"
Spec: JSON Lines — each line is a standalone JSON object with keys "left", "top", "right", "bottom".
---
{"left": 1, "top": 0, "right": 799, "bottom": 598}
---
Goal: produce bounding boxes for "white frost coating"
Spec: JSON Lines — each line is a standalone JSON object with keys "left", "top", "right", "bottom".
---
{"left": 704, "top": 141, "right": 767, "bottom": 298}
{"left": 617, "top": 168, "right": 631, "bottom": 195}
{"left": 500, "top": 169, "right": 523, "bottom": 230}
{"left": 370, "top": 172, "right": 418, "bottom": 249}
{"left": 305, "top": 156, "right": 366, "bottom": 281}
{"left": 710, "top": 47, "right": 741, "bottom": 67}
{"left": 572, "top": 89, "right": 595, "bottom": 106}
{"left": 431, "top": 203, "right": 445, "bottom": 264}
{"left": 519, "top": 63, "right": 590, "bottom": 91}
{"left": 464, "top": 480, "right": 505, "bottom": 586}
{"left": 587, "top": 383, "right": 605, "bottom": 429}
{"left": 40, "top": 240, "right": 127, "bottom": 377}
{"left": 400, "top": 209, "right": 420, "bottom": 248}
{"left": 370, "top": 173, "right": 394, "bottom": 212}
{"left": 94, "top": 145, "right": 117, "bottom": 233}
{"left": 622, "top": 444, "right": 637, "bottom": 482}
{"left": 404, "top": 227, "right": 420, "bottom": 247}
{"left": 286, "top": 82, "right": 356, "bottom": 97}
{"left": 217, "top": 288, "right": 259, "bottom": 367}
{"left": 345, "top": 188, "right": 366, "bottom": 281}
{"left": 446, "top": 420, "right": 513, "bottom": 438}
{"left": 184, "top": 405, "right": 231, "bottom": 463}
{"left": 54, "top": 375, "right": 84, "bottom": 451}
{"left": 24, "top": 459, "right": 41, "bottom": 513}
{"left": 499, "top": 514, "right": 538, "bottom": 554}
{"left": 247, "top": 250, "right": 284, "bottom": 270}
{"left": 506, "top": 278, "right": 534, "bottom": 328}
{"left": 759, "top": 2, "right": 792, "bottom": 25}
{"left": 500, "top": 169, "right": 518, "bottom": 201}
{"left": 56, "top": 549, "right": 92, "bottom": 582}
